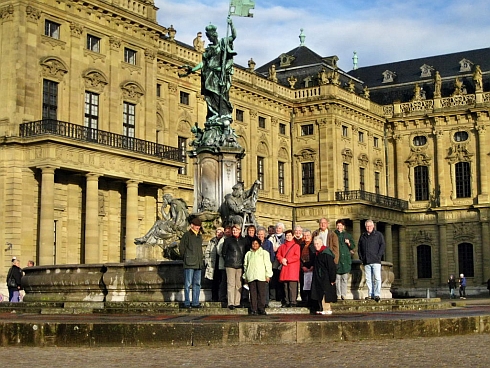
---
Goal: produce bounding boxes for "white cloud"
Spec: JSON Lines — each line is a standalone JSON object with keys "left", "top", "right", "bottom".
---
{"left": 155, "top": 0, "right": 490, "bottom": 71}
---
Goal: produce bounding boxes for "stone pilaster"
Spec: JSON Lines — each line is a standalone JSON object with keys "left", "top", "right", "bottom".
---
{"left": 125, "top": 180, "right": 140, "bottom": 261}
{"left": 38, "top": 166, "right": 57, "bottom": 265}
{"left": 394, "top": 135, "right": 405, "bottom": 200}
{"left": 476, "top": 124, "right": 488, "bottom": 202}
{"left": 352, "top": 219, "right": 361, "bottom": 260}
{"left": 480, "top": 209, "right": 490, "bottom": 282}
{"left": 84, "top": 173, "right": 101, "bottom": 264}
{"left": 434, "top": 129, "right": 447, "bottom": 206}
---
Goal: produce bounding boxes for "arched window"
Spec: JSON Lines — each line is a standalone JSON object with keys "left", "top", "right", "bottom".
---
{"left": 458, "top": 243, "right": 474, "bottom": 277}
{"left": 417, "top": 244, "right": 432, "bottom": 279}
{"left": 414, "top": 166, "right": 429, "bottom": 201}
{"left": 455, "top": 162, "right": 471, "bottom": 198}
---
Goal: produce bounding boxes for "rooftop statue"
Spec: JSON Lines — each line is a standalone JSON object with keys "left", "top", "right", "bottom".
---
{"left": 179, "top": 16, "right": 242, "bottom": 153}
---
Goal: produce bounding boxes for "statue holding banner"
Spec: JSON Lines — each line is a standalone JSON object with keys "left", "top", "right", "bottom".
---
{"left": 179, "top": 1, "right": 255, "bottom": 153}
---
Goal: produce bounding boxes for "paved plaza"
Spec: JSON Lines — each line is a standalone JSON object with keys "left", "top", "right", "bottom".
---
{"left": 1, "top": 333, "right": 489, "bottom": 367}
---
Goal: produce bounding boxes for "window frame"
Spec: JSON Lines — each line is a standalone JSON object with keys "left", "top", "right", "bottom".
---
{"left": 278, "top": 161, "right": 285, "bottom": 194}
{"left": 42, "top": 79, "right": 58, "bottom": 120}
{"left": 179, "top": 90, "right": 190, "bottom": 105}
{"left": 258, "top": 116, "right": 266, "bottom": 129}
{"left": 235, "top": 109, "right": 244, "bottom": 122}
{"left": 86, "top": 34, "right": 101, "bottom": 53}
{"left": 178, "top": 136, "right": 188, "bottom": 175}
{"left": 455, "top": 161, "right": 471, "bottom": 198}
{"left": 414, "top": 165, "right": 429, "bottom": 201}
{"left": 257, "top": 157, "right": 265, "bottom": 190}
{"left": 45, "top": 19, "right": 60, "bottom": 39}
{"left": 300, "top": 124, "right": 314, "bottom": 136}
{"left": 279, "top": 123, "right": 286, "bottom": 135}
{"left": 124, "top": 47, "right": 137, "bottom": 65}
{"left": 301, "top": 162, "right": 315, "bottom": 195}
{"left": 417, "top": 244, "right": 432, "bottom": 279}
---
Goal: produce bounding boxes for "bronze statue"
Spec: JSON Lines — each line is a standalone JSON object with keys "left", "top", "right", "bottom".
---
{"left": 179, "top": 17, "right": 241, "bottom": 152}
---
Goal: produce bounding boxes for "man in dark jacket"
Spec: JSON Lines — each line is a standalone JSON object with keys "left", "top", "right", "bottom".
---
{"left": 358, "top": 219, "right": 385, "bottom": 302}
{"left": 222, "top": 224, "right": 247, "bottom": 309}
{"left": 179, "top": 217, "right": 204, "bottom": 308}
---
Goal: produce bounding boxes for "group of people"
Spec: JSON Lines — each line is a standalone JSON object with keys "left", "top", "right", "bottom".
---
{"left": 179, "top": 216, "right": 386, "bottom": 315}
{"left": 447, "top": 273, "right": 467, "bottom": 299}
{"left": 5, "top": 257, "right": 35, "bottom": 302}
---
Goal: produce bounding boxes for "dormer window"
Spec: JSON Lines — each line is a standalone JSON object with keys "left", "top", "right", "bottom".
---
{"left": 420, "top": 64, "right": 433, "bottom": 78}
{"left": 459, "top": 58, "right": 473, "bottom": 72}
{"left": 382, "top": 70, "right": 396, "bottom": 83}
{"left": 279, "top": 53, "right": 296, "bottom": 67}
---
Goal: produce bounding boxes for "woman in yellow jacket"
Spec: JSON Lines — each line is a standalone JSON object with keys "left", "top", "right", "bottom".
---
{"left": 243, "top": 238, "right": 273, "bottom": 315}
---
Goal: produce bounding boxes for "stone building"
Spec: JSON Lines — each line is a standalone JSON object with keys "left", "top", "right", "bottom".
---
{"left": 1, "top": 0, "right": 489, "bottom": 298}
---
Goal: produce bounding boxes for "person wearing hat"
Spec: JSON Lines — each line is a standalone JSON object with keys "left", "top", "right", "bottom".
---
{"left": 179, "top": 217, "right": 204, "bottom": 308}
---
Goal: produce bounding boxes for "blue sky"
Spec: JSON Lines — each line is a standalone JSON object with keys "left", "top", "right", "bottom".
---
{"left": 155, "top": 0, "right": 490, "bottom": 70}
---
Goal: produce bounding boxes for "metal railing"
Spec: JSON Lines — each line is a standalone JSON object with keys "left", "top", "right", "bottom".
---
{"left": 19, "top": 119, "right": 184, "bottom": 162}
{"left": 335, "top": 190, "right": 408, "bottom": 210}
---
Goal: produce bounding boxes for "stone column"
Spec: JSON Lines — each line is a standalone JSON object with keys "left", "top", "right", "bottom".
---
{"left": 438, "top": 221, "right": 448, "bottom": 286}
{"left": 84, "top": 173, "right": 101, "bottom": 264}
{"left": 385, "top": 223, "right": 393, "bottom": 263}
{"left": 352, "top": 219, "right": 361, "bottom": 260}
{"left": 125, "top": 180, "right": 140, "bottom": 261}
{"left": 398, "top": 226, "right": 407, "bottom": 286}
{"left": 38, "top": 166, "right": 57, "bottom": 265}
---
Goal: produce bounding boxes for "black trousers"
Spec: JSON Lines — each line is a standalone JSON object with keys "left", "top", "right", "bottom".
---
{"left": 249, "top": 280, "right": 267, "bottom": 312}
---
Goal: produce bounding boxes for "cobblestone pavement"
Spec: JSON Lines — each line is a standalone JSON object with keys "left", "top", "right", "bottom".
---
{"left": 1, "top": 333, "right": 489, "bottom": 367}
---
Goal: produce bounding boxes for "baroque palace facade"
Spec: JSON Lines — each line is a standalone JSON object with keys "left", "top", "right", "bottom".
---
{"left": 1, "top": 0, "right": 489, "bottom": 296}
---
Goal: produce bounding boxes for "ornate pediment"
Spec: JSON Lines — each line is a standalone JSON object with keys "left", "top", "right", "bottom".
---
{"left": 447, "top": 143, "right": 473, "bottom": 164}
{"left": 374, "top": 158, "right": 383, "bottom": 170}
{"left": 420, "top": 64, "right": 433, "bottom": 78}
{"left": 294, "top": 148, "right": 316, "bottom": 162}
{"left": 452, "top": 222, "right": 475, "bottom": 242}
{"left": 278, "top": 147, "right": 289, "bottom": 160}
{"left": 40, "top": 57, "right": 68, "bottom": 81}
{"left": 341, "top": 148, "right": 353, "bottom": 163}
{"left": 121, "top": 81, "right": 145, "bottom": 102}
{"left": 83, "top": 69, "right": 108, "bottom": 93}
{"left": 412, "top": 230, "right": 433, "bottom": 245}
{"left": 358, "top": 153, "right": 369, "bottom": 167}
{"left": 406, "top": 147, "right": 432, "bottom": 167}
{"left": 257, "top": 141, "right": 269, "bottom": 155}
{"left": 459, "top": 58, "right": 473, "bottom": 73}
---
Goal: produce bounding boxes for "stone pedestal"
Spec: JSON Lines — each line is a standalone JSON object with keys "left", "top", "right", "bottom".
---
{"left": 192, "top": 147, "right": 244, "bottom": 213}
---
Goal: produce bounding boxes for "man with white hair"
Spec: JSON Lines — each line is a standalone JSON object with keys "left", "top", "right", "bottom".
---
{"left": 358, "top": 220, "right": 385, "bottom": 302}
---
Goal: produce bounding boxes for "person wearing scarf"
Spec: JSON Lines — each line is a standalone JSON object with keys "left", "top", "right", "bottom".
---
{"left": 311, "top": 236, "right": 337, "bottom": 314}
{"left": 276, "top": 230, "right": 300, "bottom": 307}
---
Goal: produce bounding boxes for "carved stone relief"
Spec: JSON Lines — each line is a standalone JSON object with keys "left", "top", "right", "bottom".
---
{"left": 40, "top": 57, "right": 68, "bottom": 81}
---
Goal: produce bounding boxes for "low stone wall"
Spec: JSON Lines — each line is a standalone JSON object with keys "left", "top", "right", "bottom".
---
{"left": 21, "top": 261, "right": 393, "bottom": 303}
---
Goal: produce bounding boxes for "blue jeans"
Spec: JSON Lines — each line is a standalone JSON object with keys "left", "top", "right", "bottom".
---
{"left": 184, "top": 268, "right": 201, "bottom": 307}
{"left": 364, "top": 263, "right": 381, "bottom": 298}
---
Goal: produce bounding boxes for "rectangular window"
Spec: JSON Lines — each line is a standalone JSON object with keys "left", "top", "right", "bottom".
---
{"left": 257, "top": 157, "right": 264, "bottom": 189}
{"left": 301, "top": 124, "right": 314, "bottom": 136}
{"left": 414, "top": 165, "right": 429, "bottom": 201}
{"left": 301, "top": 162, "right": 315, "bottom": 195}
{"left": 455, "top": 162, "right": 471, "bottom": 198}
{"left": 45, "top": 20, "right": 60, "bottom": 39}
{"left": 42, "top": 79, "right": 58, "bottom": 120}
{"left": 374, "top": 136, "right": 379, "bottom": 147}
{"left": 180, "top": 91, "right": 190, "bottom": 105}
{"left": 343, "top": 163, "right": 349, "bottom": 191}
{"left": 156, "top": 84, "right": 161, "bottom": 98}
{"left": 236, "top": 109, "right": 244, "bottom": 122}
{"left": 123, "top": 102, "right": 135, "bottom": 149}
{"left": 278, "top": 162, "right": 285, "bottom": 194}
{"left": 342, "top": 125, "right": 348, "bottom": 137}
{"left": 374, "top": 172, "right": 380, "bottom": 194}
{"left": 84, "top": 91, "right": 99, "bottom": 140}
{"left": 279, "top": 123, "right": 286, "bottom": 135}
{"left": 124, "top": 48, "right": 137, "bottom": 65}
{"left": 86, "top": 34, "right": 100, "bottom": 53}
{"left": 258, "top": 116, "right": 266, "bottom": 129}
{"left": 458, "top": 243, "right": 474, "bottom": 277}
{"left": 178, "top": 136, "right": 187, "bottom": 175}
{"left": 359, "top": 167, "right": 365, "bottom": 191}
{"left": 358, "top": 131, "right": 364, "bottom": 142}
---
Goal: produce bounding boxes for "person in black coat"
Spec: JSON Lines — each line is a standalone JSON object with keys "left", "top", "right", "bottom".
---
{"left": 310, "top": 237, "right": 337, "bottom": 315}
{"left": 222, "top": 224, "right": 248, "bottom": 309}
{"left": 7, "top": 259, "right": 22, "bottom": 302}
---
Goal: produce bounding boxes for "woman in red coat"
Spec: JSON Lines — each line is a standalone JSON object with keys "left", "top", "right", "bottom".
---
{"left": 276, "top": 230, "right": 300, "bottom": 307}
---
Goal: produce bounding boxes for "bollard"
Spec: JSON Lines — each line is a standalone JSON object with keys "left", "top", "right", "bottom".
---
{"left": 426, "top": 288, "right": 430, "bottom": 299}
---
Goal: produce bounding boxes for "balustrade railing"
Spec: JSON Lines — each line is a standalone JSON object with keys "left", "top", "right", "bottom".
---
{"left": 19, "top": 120, "right": 184, "bottom": 162}
{"left": 335, "top": 190, "right": 408, "bottom": 210}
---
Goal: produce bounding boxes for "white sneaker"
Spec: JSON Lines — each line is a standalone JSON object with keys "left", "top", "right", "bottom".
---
{"left": 316, "top": 310, "right": 332, "bottom": 315}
